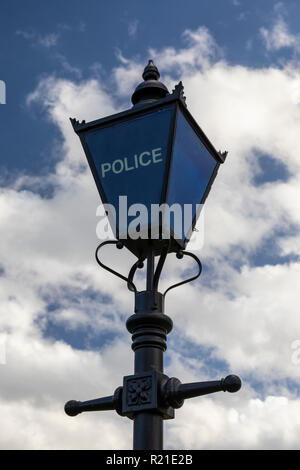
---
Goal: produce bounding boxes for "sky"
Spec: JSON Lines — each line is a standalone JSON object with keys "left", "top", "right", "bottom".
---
{"left": 1, "top": 0, "right": 300, "bottom": 450}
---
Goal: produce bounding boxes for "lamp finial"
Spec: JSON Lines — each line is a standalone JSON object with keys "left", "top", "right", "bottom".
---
{"left": 131, "top": 60, "right": 169, "bottom": 106}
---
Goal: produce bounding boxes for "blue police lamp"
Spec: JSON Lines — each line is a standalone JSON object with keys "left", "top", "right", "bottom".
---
{"left": 66, "top": 61, "right": 241, "bottom": 451}
{"left": 70, "top": 60, "right": 227, "bottom": 259}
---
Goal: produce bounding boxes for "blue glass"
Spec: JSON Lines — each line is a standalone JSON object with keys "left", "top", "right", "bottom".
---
{"left": 167, "top": 110, "right": 217, "bottom": 241}
{"left": 84, "top": 105, "right": 174, "bottom": 236}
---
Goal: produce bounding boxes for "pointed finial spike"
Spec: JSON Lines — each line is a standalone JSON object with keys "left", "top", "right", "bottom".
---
{"left": 142, "top": 59, "right": 160, "bottom": 81}
{"left": 131, "top": 60, "right": 168, "bottom": 105}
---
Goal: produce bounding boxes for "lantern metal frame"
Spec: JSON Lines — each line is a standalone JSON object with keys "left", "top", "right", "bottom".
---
{"left": 70, "top": 81, "right": 227, "bottom": 259}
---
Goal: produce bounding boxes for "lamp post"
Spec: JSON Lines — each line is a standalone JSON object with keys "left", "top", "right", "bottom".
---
{"left": 64, "top": 60, "right": 241, "bottom": 450}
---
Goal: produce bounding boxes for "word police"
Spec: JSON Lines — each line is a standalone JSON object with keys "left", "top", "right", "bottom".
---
{"left": 101, "top": 147, "right": 163, "bottom": 178}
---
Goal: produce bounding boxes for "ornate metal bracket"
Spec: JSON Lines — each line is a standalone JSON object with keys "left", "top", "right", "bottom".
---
{"left": 65, "top": 374, "right": 241, "bottom": 420}
{"left": 95, "top": 240, "right": 142, "bottom": 294}
{"left": 163, "top": 250, "right": 202, "bottom": 298}
{"left": 94, "top": 240, "right": 202, "bottom": 300}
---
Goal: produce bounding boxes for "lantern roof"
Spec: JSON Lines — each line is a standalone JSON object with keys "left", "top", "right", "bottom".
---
{"left": 70, "top": 63, "right": 227, "bottom": 165}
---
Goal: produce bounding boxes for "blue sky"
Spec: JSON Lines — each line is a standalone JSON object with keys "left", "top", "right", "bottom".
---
{"left": 1, "top": 0, "right": 300, "bottom": 450}
{"left": 2, "top": 0, "right": 300, "bottom": 176}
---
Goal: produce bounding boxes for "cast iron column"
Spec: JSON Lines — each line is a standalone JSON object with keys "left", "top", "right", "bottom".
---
{"left": 126, "top": 245, "right": 173, "bottom": 450}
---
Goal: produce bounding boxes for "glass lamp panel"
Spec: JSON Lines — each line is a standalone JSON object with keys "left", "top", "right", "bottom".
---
{"left": 83, "top": 105, "right": 175, "bottom": 238}
{"left": 167, "top": 109, "right": 218, "bottom": 242}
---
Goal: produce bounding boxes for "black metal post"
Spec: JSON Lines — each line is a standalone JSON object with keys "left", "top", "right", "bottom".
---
{"left": 131, "top": 245, "right": 164, "bottom": 450}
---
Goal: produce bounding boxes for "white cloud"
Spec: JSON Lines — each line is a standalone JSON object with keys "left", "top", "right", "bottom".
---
{"left": 166, "top": 261, "right": 300, "bottom": 382}
{"left": 149, "top": 26, "right": 222, "bottom": 76}
{"left": 128, "top": 19, "right": 139, "bottom": 38}
{"left": 16, "top": 30, "right": 60, "bottom": 48}
{"left": 0, "top": 401, "right": 131, "bottom": 449}
{"left": 38, "top": 33, "right": 59, "bottom": 48}
{"left": 0, "top": 335, "right": 133, "bottom": 449}
{"left": 167, "top": 395, "right": 300, "bottom": 449}
{"left": 78, "top": 21, "right": 86, "bottom": 33}
{"left": 1, "top": 24, "right": 300, "bottom": 449}
{"left": 260, "top": 17, "right": 299, "bottom": 52}
{"left": 16, "top": 30, "right": 35, "bottom": 41}
{"left": 55, "top": 54, "right": 82, "bottom": 78}
{"left": 112, "top": 26, "right": 222, "bottom": 100}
